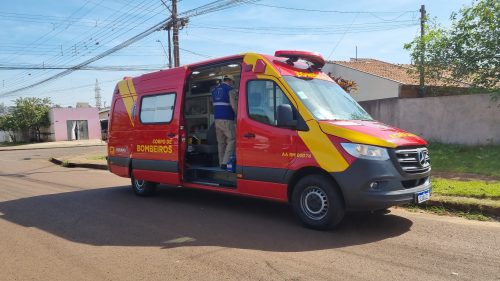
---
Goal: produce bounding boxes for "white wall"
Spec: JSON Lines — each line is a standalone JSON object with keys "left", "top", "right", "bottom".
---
{"left": 360, "top": 94, "right": 500, "bottom": 145}
{"left": 0, "top": 130, "right": 23, "bottom": 142}
{"left": 48, "top": 110, "right": 56, "bottom": 141}
{"left": 0, "top": 131, "right": 8, "bottom": 142}
{"left": 323, "top": 63, "right": 401, "bottom": 102}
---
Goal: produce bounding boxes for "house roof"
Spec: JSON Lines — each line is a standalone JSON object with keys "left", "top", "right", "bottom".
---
{"left": 330, "top": 58, "right": 470, "bottom": 87}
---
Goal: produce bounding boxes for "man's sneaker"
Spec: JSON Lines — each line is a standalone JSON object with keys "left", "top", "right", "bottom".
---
{"left": 220, "top": 164, "right": 227, "bottom": 170}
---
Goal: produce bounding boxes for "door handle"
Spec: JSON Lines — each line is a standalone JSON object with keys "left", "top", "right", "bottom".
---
{"left": 167, "top": 133, "right": 176, "bottom": 138}
{"left": 243, "top": 133, "right": 255, "bottom": 138}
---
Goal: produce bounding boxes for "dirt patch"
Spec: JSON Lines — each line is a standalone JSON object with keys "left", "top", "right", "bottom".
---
{"left": 432, "top": 171, "right": 500, "bottom": 182}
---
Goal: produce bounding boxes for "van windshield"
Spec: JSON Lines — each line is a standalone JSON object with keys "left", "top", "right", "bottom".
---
{"left": 283, "top": 76, "right": 372, "bottom": 121}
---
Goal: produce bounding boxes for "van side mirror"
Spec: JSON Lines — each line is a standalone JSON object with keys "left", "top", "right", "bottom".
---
{"left": 277, "top": 104, "right": 297, "bottom": 128}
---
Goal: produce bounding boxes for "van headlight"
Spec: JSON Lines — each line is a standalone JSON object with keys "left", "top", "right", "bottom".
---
{"left": 340, "top": 143, "right": 389, "bottom": 161}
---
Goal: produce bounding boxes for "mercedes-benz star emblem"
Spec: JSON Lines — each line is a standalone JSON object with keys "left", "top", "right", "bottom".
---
{"left": 418, "top": 150, "right": 429, "bottom": 167}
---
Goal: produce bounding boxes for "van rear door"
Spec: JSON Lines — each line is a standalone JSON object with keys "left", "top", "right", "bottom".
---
{"left": 130, "top": 68, "right": 187, "bottom": 186}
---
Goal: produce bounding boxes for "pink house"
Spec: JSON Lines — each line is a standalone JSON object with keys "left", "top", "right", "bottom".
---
{"left": 49, "top": 108, "right": 101, "bottom": 141}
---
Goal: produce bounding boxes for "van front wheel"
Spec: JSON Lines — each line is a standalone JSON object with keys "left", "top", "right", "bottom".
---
{"left": 291, "top": 175, "right": 345, "bottom": 230}
{"left": 131, "top": 174, "right": 158, "bottom": 196}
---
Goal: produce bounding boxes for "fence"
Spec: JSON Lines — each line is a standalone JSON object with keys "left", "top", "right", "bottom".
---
{"left": 359, "top": 94, "right": 500, "bottom": 145}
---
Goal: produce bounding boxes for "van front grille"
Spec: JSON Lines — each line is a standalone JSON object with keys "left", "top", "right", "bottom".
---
{"left": 402, "top": 177, "right": 429, "bottom": 188}
{"left": 395, "top": 147, "right": 431, "bottom": 174}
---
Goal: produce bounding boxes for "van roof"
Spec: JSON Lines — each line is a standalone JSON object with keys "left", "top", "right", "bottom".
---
{"left": 126, "top": 51, "right": 327, "bottom": 82}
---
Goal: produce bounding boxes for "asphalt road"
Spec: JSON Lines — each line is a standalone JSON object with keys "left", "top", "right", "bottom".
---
{"left": 0, "top": 147, "right": 499, "bottom": 281}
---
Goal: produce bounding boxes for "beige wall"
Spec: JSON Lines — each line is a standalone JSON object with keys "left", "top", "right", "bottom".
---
{"left": 99, "top": 109, "right": 110, "bottom": 120}
{"left": 360, "top": 94, "right": 500, "bottom": 145}
{"left": 323, "top": 63, "right": 401, "bottom": 102}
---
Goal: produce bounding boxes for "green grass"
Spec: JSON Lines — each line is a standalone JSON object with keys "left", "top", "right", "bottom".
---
{"left": 432, "top": 178, "right": 500, "bottom": 199}
{"left": 404, "top": 204, "right": 493, "bottom": 221}
{"left": 86, "top": 155, "right": 106, "bottom": 161}
{"left": 428, "top": 142, "right": 500, "bottom": 177}
{"left": 0, "top": 141, "right": 28, "bottom": 147}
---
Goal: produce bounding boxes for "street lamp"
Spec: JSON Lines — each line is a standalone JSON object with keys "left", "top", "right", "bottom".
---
{"left": 156, "top": 40, "right": 171, "bottom": 69}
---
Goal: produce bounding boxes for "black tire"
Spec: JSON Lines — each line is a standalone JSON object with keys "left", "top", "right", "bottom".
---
{"left": 371, "top": 208, "right": 391, "bottom": 215}
{"left": 131, "top": 173, "right": 158, "bottom": 196}
{"left": 291, "top": 175, "right": 345, "bottom": 230}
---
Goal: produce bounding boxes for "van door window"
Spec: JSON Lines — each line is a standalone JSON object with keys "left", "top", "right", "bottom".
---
{"left": 247, "top": 80, "right": 293, "bottom": 126}
{"left": 139, "top": 93, "right": 176, "bottom": 124}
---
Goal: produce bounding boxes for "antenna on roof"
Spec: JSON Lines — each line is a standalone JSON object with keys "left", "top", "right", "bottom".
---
{"left": 355, "top": 46, "right": 358, "bottom": 61}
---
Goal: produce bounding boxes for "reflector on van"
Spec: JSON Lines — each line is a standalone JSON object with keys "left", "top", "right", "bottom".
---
{"left": 275, "top": 50, "right": 325, "bottom": 70}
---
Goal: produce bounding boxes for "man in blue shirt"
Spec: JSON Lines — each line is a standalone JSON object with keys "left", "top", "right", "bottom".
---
{"left": 211, "top": 76, "right": 237, "bottom": 169}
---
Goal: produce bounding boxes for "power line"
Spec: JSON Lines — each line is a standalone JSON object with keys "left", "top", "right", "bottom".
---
{"left": 188, "top": 19, "right": 418, "bottom": 33}
{"left": 189, "top": 23, "right": 418, "bottom": 36}
{"left": 26, "top": 79, "right": 117, "bottom": 95}
{"left": 0, "top": 0, "right": 254, "bottom": 97}
{"left": 0, "top": 64, "right": 165, "bottom": 71}
{"left": 0, "top": 21, "right": 168, "bottom": 97}
{"left": 180, "top": 47, "right": 212, "bottom": 58}
{"left": 249, "top": 3, "right": 416, "bottom": 14}
{"left": 2, "top": 0, "right": 164, "bottom": 90}
{"left": 0, "top": 0, "right": 100, "bottom": 65}
{"left": 191, "top": 19, "right": 417, "bottom": 28}
{"left": 328, "top": 13, "right": 359, "bottom": 59}
{"left": 0, "top": 0, "right": 145, "bottom": 87}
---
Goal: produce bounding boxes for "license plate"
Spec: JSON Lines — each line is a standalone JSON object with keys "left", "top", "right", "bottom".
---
{"left": 416, "top": 189, "right": 430, "bottom": 203}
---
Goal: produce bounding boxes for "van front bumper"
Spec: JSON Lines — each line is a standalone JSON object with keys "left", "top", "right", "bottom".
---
{"left": 331, "top": 158, "right": 431, "bottom": 211}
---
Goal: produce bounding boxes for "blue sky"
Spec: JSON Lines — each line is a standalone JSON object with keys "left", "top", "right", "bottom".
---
{"left": 0, "top": 0, "right": 472, "bottom": 107}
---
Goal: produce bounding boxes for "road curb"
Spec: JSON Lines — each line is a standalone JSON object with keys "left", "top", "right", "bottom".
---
{"left": 0, "top": 144, "right": 106, "bottom": 152}
{"left": 410, "top": 198, "right": 500, "bottom": 218}
{"left": 49, "top": 157, "right": 108, "bottom": 170}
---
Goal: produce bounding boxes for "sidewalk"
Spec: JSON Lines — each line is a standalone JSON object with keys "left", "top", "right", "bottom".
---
{"left": 49, "top": 154, "right": 108, "bottom": 170}
{"left": 0, "top": 139, "right": 106, "bottom": 151}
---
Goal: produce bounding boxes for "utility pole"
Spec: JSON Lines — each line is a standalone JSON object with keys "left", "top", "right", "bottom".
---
{"left": 172, "top": 0, "right": 180, "bottom": 67}
{"left": 419, "top": 4, "right": 426, "bottom": 97}
{"left": 167, "top": 27, "right": 172, "bottom": 68}
{"left": 159, "top": 0, "right": 173, "bottom": 68}
{"left": 94, "top": 78, "right": 102, "bottom": 110}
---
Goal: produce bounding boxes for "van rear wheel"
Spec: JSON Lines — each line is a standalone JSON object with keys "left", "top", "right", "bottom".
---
{"left": 131, "top": 173, "right": 158, "bottom": 196}
{"left": 291, "top": 175, "right": 345, "bottom": 230}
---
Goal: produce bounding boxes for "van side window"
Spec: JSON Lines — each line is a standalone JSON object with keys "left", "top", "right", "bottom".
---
{"left": 247, "top": 80, "right": 293, "bottom": 126}
{"left": 140, "top": 93, "right": 176, "bottom": 124}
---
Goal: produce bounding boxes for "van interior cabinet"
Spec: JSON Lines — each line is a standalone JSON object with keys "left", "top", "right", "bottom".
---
{"left": 184, "top": 95, "right": 213, "bottom": 142}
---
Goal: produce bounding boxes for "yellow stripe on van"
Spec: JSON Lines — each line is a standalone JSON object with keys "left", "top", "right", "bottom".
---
{"left": 298, "top": 121, "right": 349, "bottom": 172}
{"left": 117, "top": 79, "right": 138, "bottom": 127}
{"left": 319, "top": 124, "right": 398, "bottom": 148}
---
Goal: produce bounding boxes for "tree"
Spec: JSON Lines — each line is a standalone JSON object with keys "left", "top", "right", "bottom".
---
{"left": 12, "top": 97, "right": 52, "bottom": 142}
{"left": 0, "top": 114, "right": 19, "bottom": 142}
{"left": 327, "top": 73, "right": 359, "bottom": 93}
{"left": 404, "top": 0, "right": 499, "bottom": 96}
{"left": 0, "top": 103, "right": 6, "bottom": 115}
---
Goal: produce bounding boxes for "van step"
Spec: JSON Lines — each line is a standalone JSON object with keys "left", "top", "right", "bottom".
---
{"left": 190, "top": 181, "right": 220, "bottom": 187}
{"left": 186, "top": 166, "right": 236, "bottom": 188}
{"left": 189, "top": 179, "right": 236, "bottom": 189}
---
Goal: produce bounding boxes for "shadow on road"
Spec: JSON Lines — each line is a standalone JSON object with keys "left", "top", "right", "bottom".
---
{"left": 0, "top": 186, "right": 413, "bottom": 252}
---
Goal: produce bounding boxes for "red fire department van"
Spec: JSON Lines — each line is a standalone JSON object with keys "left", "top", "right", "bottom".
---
{"left": 107, "top": 50, "right": 431, "bottom": 229}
